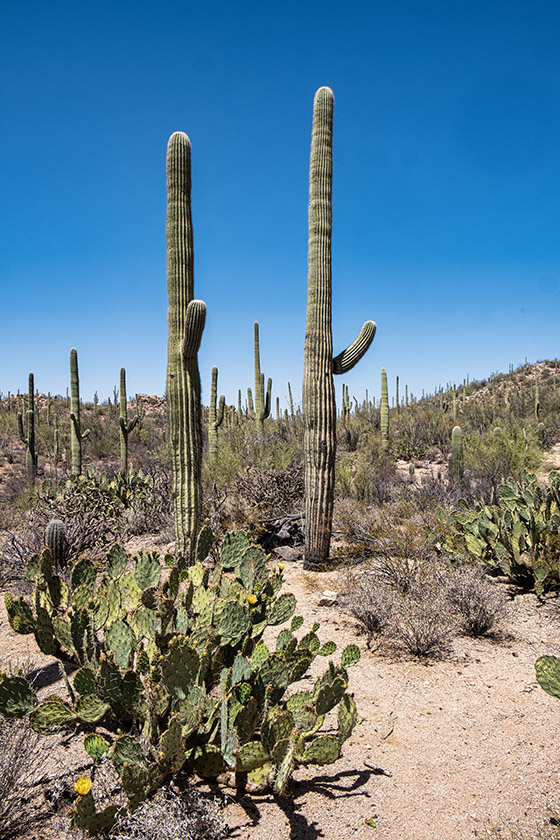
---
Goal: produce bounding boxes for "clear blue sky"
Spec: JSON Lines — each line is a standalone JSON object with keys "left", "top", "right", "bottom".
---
{"left": 2, "top": 1, "right": 560, "bottom": 410}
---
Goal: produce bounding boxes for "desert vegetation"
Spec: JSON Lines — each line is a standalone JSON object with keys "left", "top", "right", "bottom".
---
{"left": 2, "top": 86, "right": 560, "bottom": 839}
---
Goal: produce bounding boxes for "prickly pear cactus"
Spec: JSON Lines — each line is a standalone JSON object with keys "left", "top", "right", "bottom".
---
{"left": 536, "top": 655, "right": 560, "bottom": 698}
{"left": 1, "top": 528, "right": 360, "bottom": 824}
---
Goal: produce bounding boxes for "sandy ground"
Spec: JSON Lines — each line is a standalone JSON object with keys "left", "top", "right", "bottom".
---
{"left": 2, "top": 561, "right": 560, "bottom": 840}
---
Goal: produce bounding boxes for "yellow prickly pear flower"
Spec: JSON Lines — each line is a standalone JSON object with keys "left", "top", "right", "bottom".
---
{"left": 74, "top": 777, "right": 92, "bottom": 796}
{"left": 247, "top": 593, "right": 257, "bottom": 605}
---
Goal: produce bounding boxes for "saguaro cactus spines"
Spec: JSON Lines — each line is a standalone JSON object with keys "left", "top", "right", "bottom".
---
{"left": 303, "top": 86, "right": 376, "bottom": 570}
{"left": 167, "top": 131, "right": 206, "bottom": 557}
{"left": 208, "top": 366, "right": 225, "bottom": 461}
{"left": 17, "top": 372, "right": 37, "bottom": 485}
{"left": 119, "top": 367, "right": 141, "bottom": 474}
{"left": 380, "top": 368, "right": 389, "bottom": 451}
{"left": 69, "top": 349, "right": 89, "bottom": 477}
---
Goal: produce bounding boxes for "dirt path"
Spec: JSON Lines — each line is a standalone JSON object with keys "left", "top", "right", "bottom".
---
{"left": 2, "top": 561, "right": 560, "bottom": 840}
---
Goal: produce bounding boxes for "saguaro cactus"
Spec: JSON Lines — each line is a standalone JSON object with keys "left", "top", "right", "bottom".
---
{"left": 119, "top": 367, "right": 142, "bottom": 474}
{"left": 303, "top": 87, "right": 376, "bottom": 570}
{"left": 451, "top": 425, "right": 464, "bottom": 484}
{"left": 69, "top": 349, "right": 89, "bottom": 478}
{"left": 248, "top": 321, "right": 272, "bottom": 432}
{"left": 17, "top": 372, "right": 37, "bottom": 485}
{"left": 208, "top": 366, "right": 225, "bottom": 461}
{"left": 380, "top": 368, "right": 389, "bottom": 451}
{"left": 166, "top": 131, "right": 206, "bottom": 557}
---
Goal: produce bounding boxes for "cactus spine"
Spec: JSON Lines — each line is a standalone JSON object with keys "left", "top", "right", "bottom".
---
{"left": 17, "top": 372, "right": 37, "bottom": 485}
{"left": 250, "top": 322, "right": 271, "bottom": 432}
{"left": 208, "top": 366, "right": 225, "bottom": 461}
{"left": 166, "top": 132, "right": 206, "bottom": 557}
{"left": 380, "top": 368, "right": 389, "bottom": 451}
{"left": 69, "top": 349, "right": 89, "bottom": 477}
{"left": 303, "top": 87, "right": 376, "bottom": 570}
{"left": 119, "top": 367, "right": 141, "bottom": 474}
{"left": 451, "top": 425, "right": 464, "bottom": 484}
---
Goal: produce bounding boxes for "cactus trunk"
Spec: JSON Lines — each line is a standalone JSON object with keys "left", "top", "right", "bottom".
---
{"left": 119, "top": 367, "right": 140, "bottom": 474}
{"left": 252, "top": 322, "right": 271, "bottom": 432}
{"left": 303, "top": 87, "right": 375, "bottom": 570}
{"left": 380, "top": 368, "right": 389, "bottom": 451}
{"left": 451, "top": 425, "right": 464, "bottom": 484}
{"left": 17, "top": 372, "right": 37, "bottom": 485}
{"left": 166, "top": 132, "right": 206, "bottom": 558}
{"left": 208, "top": 366, "right": 225, "bottom": 461}
{"left": 69, "top": 349, "right": 89, "bottom": 477}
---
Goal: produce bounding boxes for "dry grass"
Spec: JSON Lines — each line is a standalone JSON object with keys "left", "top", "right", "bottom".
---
{"left": 341, "top": 559, "right": 507, "bottom": 657}
{"left": 0, "top": 716, "right": 50, "bottom": 839}
{"left": 106, "top": 784, "right": 229, "bottom": 840}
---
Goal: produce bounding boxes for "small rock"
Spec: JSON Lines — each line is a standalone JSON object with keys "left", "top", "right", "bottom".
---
{"left": 273, "top": 545, "right": 302, "bottom": 562}
{"left": 319, "top": 590, "right": 338, "bottom": 606}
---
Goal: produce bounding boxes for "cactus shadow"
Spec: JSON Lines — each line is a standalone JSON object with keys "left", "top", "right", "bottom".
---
{"left": 232, "top": 766, "right": 376, "bottom": 840}
{"left": 28, "top": 660, "right": 77, "bottom": 691}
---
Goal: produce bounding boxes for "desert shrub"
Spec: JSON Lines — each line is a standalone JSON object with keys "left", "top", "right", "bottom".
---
{"left": 107, "top": 785, "right": 228, "bottom": 840}
{"left": 336, "top": 452, "right": 403, "bottom": 504}
{"left": 443, "top": 563, "right": 508, "bottom": 636}
{"left": 340, "top": 569, "right": 394, "bottom": 640}
{"left": 389, "top": 582, "right": 455, "bottom": 657}
{"left": 464, "top": 422, "right": 543, "bottom": 489}
{"left": 341, "top": 568, "right": 455, "bottom": 657}
{"left": 486, "top": 820, "right": 560, "bottom": 840}
{"left": 235, "top": 465, "right": 304, "bottom": 519}
{"left": 335, "top": 495, "right": 440, "bottom": 592}
{"left": 0, "top": 715, "right": 47, "bottom": 839}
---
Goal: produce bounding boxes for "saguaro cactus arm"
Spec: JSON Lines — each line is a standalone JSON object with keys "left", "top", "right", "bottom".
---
{"left": 182, "top": 300, "right": 207, "bottom": 358}
{"left": 332, "top": 321, "right": 376, "bottom": 375}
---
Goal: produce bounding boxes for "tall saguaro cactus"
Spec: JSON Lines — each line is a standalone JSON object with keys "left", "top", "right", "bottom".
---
{"left": 119, "top": 367, "right": 141, "bottom": 474}
{"left": 208, "top": 366, "right": 225, "bottom": 461}
{"left": 380, "top": 368, "right": 389, "bottom": 451}
{"left": 248, "top": 321, "right": 272, "bottom": 432}
{"left": 450, "top": 425, "right": 464, "bottom": 484}
{"left": 166, "top": 131, "right": 206, "bottom": 557}
{"left": 69, "top": 348, "right": 89, "bottom": 477}
{"left": 17, "top": 372, "right": 37, "bottom": 485}
{"left": 303, "top": 86, "right": 376, "bottom": 570}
